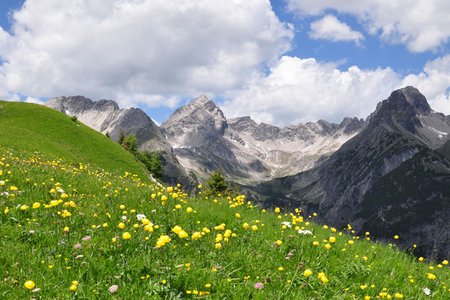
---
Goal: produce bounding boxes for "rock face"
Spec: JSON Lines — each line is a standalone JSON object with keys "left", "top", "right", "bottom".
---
{"left": 161, "top": 95, "right": 365, "bottom": 183}
{"left": 247, "top": 86, "right": 450, "bottom": 259}
{"left": 47, "top": 96, "right": 195, "bottom": 188}
{"left": 47, "top": 96, "right": 163, "bottom": 149}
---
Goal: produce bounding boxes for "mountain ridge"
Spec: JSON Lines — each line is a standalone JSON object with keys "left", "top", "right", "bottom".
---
{"left": 246, "top": 86, "right": 450, "bottom": 259}
{"left": 161, "top": 95, "right": 366, "bottom": 182}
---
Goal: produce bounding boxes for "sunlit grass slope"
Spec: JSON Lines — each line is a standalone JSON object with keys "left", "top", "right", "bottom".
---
{"left": 1, "top": 147, "right": 449, "bottom": 299}
{"left": 0, "top": 100, "right": 147, "bottom": 179}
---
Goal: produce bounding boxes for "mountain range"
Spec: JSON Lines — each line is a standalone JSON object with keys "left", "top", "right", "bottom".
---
{"left": 47, "top": 86, "right": 450, "bottom": 259}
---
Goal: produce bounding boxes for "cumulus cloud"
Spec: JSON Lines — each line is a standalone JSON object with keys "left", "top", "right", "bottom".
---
{"left": 0, "top": 0, "right": 293, "bottom": 107}
{"left": 309, "top": 15, "right": 364, "bottom": 45}
{"left": 221, "top": 55, "right": 450, "bottom": 126}
{"left": 287, "top": 0, "right": 450, "bottom": 52}
{"left": 0, "top": 0, "right": 448, "bottom": 126}
{"left": 402, "top": 54, "right": 450, "bottom": 114}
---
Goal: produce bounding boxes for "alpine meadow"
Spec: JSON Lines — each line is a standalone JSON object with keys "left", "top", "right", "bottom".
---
{"left": 1, "top": 1, "right": 450, "bottom": 299}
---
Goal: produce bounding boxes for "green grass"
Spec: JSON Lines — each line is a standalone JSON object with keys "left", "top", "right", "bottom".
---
{"left": 1, "top": 149, "right": 449, "bottom": 299}
{"left": 0, "top": 101, "right": 148, "bottom": 179}
{"left": 0, "top": 101, "right": 449, "bottom": 299}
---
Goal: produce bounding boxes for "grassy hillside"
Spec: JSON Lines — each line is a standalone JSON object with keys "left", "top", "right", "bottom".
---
{"left": 0, "top": 101, "right": 148, "bottom": 179}
{"left": 0, "top": 101, "right": 450, "bottom": 298}
{"left": 1, "top": 149, "right": 450, "bottom": 299}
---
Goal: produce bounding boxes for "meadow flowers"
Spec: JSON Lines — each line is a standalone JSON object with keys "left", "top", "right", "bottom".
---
{"left": 2, "top": 147, "right": 450, "bottom": 299}
{"left": 24, "top": 280, "right": 36, "bottom": 290}
{"left": 254, "top": 282, "right": 264, "bottom": 289}
{"left": 108, "top": 285, "right": 119, "bottom": 293}
{"left": 156, "top": 235, "right": 171, "bottom": 248}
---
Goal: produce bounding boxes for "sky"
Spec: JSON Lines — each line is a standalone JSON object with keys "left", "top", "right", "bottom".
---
{"left": 0, "top": 0, "right": 449, "bottom": 126}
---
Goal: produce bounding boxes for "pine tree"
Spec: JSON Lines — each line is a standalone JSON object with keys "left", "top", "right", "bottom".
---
{"left": 207, "top": 170, "right": 227, "bottom": 194}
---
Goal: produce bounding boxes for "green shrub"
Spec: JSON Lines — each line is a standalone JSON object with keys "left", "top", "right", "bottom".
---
{"left": 121, "top": 133, "right": 138, "bottom": 154}
{"left": 207, "top": 170, "right": 228, "bottom": 194}
{"left": 135, "top": 151, "right": 163, "bottom": 180}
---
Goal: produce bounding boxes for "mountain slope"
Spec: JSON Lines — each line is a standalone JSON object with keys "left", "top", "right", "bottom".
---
{"left": 161, "top": 95, "right": 365, "bottom": 182}
{"left": 0, "top": 100, "right": 148, "bottom": 179}
{"left": 47, "top": 96, "right": 195, "bottom": 188}
{"left": 356, "top": 148, "right": 450, "bottom": 259}
{"left": 247, "top": 87, "right": 450, "bottom": 259}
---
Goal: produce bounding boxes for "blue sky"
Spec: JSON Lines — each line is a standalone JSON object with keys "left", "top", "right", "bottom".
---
{"left": 0, "top": 1, "right": 449, "bottom": 126}
{"left": 0, "top": 1, "right": 21, "bottom": 30}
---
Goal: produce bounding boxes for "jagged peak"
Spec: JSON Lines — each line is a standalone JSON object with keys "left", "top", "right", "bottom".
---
{"left": 229, "top": 116, "right": 254, "bottom": 123}
{"left": 192, "top": 94, "right": 212, "bottom": 105}
{"left": 47, "top": 95, "right": 96, "bottom": 112}
{"left": 161, "top": 95, "right": 227, "bottom": 134}
{"left": 387, "top": 86, "right": 431, "bottom": 114}
{"left": 171, "top": 94, "right": 219, "bottom": 116}
{"left": 95, "top": 99, "right": 120, "bottom": 110}
{"left": 228, "top": 116, "right": 258, "bottom": 131}
{"left": 366, "top": 86, "right": 431, "bottom": 133}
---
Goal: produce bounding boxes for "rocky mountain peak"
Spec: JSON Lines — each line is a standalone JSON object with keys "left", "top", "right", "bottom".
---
{"left": 94, "top": 99, "right": 120, "bottom": 111}
{"left": 161, "top": 95, "right": 228, "bottom": 140}
{"left": 47, "top": 95, "right": 95, "bottom": 114}
{"left": 387, "top": 86, "right": 431, "bottom": 114}
{"left": 47, "top": 95, "right": 154, "bottom": 134}
{"left": 228, "top": 116, "right": 258, "bottom": 132}
{"left": 192, "top": 94, "right": 211, "bottom": 105}
{"left": 368, "top": 86, "right": 432, "bottom": 133}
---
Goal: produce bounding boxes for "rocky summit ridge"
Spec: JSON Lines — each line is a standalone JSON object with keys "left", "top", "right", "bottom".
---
{"left": 161, "top": 95, "right": 365, "bottom": 183}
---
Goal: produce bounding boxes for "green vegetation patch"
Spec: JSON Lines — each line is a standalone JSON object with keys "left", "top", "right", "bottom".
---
{"left": 0, "top": 147, "right": 449, "bottom": 299}
{"left": 0, "top": 101, "right": 148, "bottom": 179}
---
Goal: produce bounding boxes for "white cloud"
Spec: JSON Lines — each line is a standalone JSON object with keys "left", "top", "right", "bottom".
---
{"left": 221, "top": 55, "right": 450, "bottom": 126}
{"left": 0, "top": 0, "right": 293, "bottom": 107}
{"left": 309, "top": 15, "right": 364, "bottom": 45}
{"left": 222, "top": 56, "right": 401, "bottom": 125}
{"left": 24, "top": 96, "right": 45, "bottom": 105}
{"left": 402, "top": 54, "right": 450, "bottom": 114}
{"left": 1, "top": 0, "right": 448, "bottom": 127}
{"left": 287, "top": 0, "right": 450, "bottom": 52}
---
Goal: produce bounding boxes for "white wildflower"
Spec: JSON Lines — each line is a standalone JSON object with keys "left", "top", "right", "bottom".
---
{"left": 108, "top": 284, "right": 119, "bottom": 293}
{"left": 136, "top": 214, "right": 147, "bottom": 221}
{"left": 281, "top": 221, "right": 292, "bottom": 228}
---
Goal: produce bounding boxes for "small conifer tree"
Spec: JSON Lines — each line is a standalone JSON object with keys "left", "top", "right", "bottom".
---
{"left": 207, "top": 170, "right": 228, "bottom": 194}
